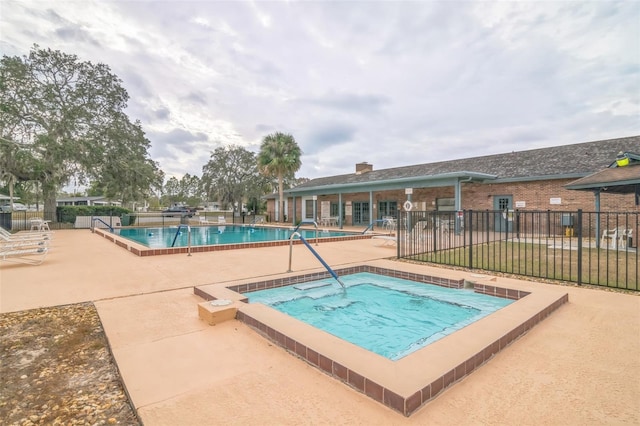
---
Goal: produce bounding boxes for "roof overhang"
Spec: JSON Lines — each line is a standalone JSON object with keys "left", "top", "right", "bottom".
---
{"left": 564, "top": 164, "right": 640, "bottom": 194}
{"left": 287, "top": 171, "right": 496, "bottom": 197}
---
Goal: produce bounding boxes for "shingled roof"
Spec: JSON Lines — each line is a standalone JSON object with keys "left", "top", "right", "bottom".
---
{"left": 290, "top": 135, "right": 640, "bottom": 193}
{"left": 564, "top": 164, "right": 640, "bottom": 192}
{"left": 564, "top": 149, "right": 640, "bottom": 195}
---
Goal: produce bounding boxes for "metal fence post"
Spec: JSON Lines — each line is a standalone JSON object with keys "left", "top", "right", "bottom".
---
{"left": 577, "top": 209, "right": 583, "bottom": 285}
{"left": 468, "top": 210, "right": 474, "bottom": 270}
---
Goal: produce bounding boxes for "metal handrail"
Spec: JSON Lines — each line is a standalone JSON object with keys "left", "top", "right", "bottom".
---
{"left": 292, "top": 220, "right": 318, "bottom": 245}
{"left": 170, "top": 224, "right": 192, "bottom": 256}
{"left": 362, "top": 219, "right": 387, "bottom": 234}
{"left": 287, "top": 232, "right": 345, "bottom": 289}
{"left": 91, "top": 217, "right": 114, "bottom": 233}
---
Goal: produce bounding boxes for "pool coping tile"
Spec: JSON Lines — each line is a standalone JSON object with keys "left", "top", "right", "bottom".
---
{"left": 93, "top": 227, "right": 371, "bottom": 256}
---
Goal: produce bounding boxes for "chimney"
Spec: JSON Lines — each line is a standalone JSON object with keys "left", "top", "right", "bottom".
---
{"left": 355, "top": 162, "right": 373, "bottom": 174}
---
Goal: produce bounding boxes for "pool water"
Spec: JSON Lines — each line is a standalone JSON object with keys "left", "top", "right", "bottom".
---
{"left": 117, "top": 225, "right": 352, "bottom": 248}
{"left": 246, "top": 272, "right": 513, "bottom": 360}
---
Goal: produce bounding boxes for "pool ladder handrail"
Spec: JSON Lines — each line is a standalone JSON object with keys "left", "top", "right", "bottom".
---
{"left": 170, "top": 224, "right": 192, "bottom": 256}
{"left": 361, "top": 219, "right": 387, "bottom": 234}
{"left": 288, "top": 232, "right": 345, "bottom": 289}
{"left": 91, "top": 217, "right": 114, "bottom": 233}
{"left": 292, "top": 220, "right": 319, "bottom": 245}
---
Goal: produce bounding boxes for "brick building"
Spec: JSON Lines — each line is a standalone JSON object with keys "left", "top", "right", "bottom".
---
{"left": 266, "top": 135, "right": 640, "bottom": 226}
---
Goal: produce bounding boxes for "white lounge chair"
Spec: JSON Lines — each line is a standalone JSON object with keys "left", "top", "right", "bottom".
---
{"left": 0, "top": 244, "right": 49, "bottom": 265}
{"left": 199, "top": 215, "right": 213, "bottom": 225}
{"left": 372, "top": 235, "right": 397, "bottom": 246}
{"left": 218, "top": 216, "right": 226, "bottom": 224}
{"left": 1, "top": 226, "right": 51, "bottom": 237}
{"left": 0, "top": 228, "right": 52, "bottom": 243}
{"left": 1, "top": 237, "right": 49, "bottom": 249}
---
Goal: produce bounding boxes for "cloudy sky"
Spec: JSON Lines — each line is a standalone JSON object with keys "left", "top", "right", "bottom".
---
{"left": 1, "top": 1, "right": 638, "bottom": 182}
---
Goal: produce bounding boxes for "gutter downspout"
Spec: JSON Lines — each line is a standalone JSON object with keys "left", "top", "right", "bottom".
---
{"left": 338, "top": 193, "right": 343, "bottom": 229}
{"left": 369, "top": 191, "right": 374, "bottom": 230}
{"left": 595, "top": 189, "right": 601, "bottom": 248}
{"left": 455, "top": 177, "right": 473, "bottom": 235}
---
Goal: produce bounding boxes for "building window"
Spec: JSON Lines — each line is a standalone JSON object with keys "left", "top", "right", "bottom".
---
{"left": 378, "top": 201, "right": 397, "bottom": 218}
{"left": 497, "top": 197, "right": 510, "bottom": 210}
{"left": 436, "top": 198, "right": 455, "bottom": 211}
{"left": 330, "top": 202, "right": 345, "bottom": 219}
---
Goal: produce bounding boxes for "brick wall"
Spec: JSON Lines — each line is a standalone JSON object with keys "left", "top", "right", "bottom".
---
{"left": 267, "top": 178, "right": 638, "bottom": 223}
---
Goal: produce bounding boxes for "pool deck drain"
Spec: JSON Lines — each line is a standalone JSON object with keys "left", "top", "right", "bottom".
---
{"left": 195, "top": 264, "right": 568, "bottom": 416}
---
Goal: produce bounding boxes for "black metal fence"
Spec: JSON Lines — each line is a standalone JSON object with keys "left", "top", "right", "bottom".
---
{"left": 0, "top": 211, "right": 68, "bottom": 231}
{"left": 117, "top": 211, "right": 263, "bottom": 227}
{"left": 0, "top": 210, "right": 264, "bottom": 231}
{"left": 398, "top": 210, "right": 639, "bottom": 291}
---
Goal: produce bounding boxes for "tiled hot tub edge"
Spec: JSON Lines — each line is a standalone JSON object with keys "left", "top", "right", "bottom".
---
{"left": 195, "top": 265, "right": 568, "bottom": 416}
{"left": 226, "top": 265, "right": 466, "bottom": 293}
{"left": 236, "top": 291, "right": 568, "bottom": 416}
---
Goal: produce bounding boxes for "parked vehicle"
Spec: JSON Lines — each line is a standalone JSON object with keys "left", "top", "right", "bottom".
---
{"left": 162, "top": 205, "right": 196, "bottom": 217}
{"left": 0, "top": 202, "right": 27, "bottom": 212}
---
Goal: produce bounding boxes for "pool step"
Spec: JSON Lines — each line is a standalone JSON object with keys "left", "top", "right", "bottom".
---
{"left": 293, "top": 282, "right": 332, "bottom": 290}
{"left": 198, "top": 300, "right": 238, "bottom": 325}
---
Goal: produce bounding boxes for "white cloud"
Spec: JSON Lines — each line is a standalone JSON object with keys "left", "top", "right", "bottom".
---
{"left": 1, "top": 0, "right": 638, "bottom": 182}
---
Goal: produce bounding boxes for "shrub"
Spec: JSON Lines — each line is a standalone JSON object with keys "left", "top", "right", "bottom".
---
{"left": 56, "top": 206, "right": 132, "bottom": 224}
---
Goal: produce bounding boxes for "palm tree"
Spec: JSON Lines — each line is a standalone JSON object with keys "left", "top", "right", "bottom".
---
{"left": 257, "top": 132, "right": 302, "bottom": 222}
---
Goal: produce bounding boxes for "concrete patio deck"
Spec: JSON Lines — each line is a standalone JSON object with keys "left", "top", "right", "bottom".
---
{"left": 1, "top": 229, "right": 638, "bottom": 425}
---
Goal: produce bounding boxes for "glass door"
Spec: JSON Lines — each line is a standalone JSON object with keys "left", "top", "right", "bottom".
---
{"left": 352, "top": 202, "right": 370, "bottom": 225}
{"left": 377, "top": 201, "right": 397, "bottom": 220}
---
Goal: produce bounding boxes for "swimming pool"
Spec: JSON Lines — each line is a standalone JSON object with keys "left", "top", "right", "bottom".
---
{"left": 116, "top": 225, "right": 355, "bottom": 248}
{"left": 246, "top": 272, "right": 513, "bottom": 360}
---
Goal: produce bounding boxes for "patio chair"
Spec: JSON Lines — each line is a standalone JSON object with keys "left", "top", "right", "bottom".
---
{"left": 30, "top": 218, "right": 51, "bottom": 231}
{"left": 618, "top": 228, "right": 633, "bottom": 249}
{"left": 318, "top": 215, "right": 329, "bottom": 227}
{"left": 382, "top": 217, "right": 397, "bottom": 233}
{"left": 600, "top": 228, "right": 618, "bottom": 249}
{"left": 218, "top": 216, "right": 226, "bottom": 224}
